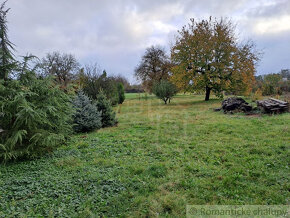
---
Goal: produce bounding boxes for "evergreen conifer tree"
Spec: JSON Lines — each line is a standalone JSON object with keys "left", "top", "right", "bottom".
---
{"left": 73, "top": 91, "right": 102, "bottom": 132}
{"left": 117, "top": 83, "right": 125, "bottom": 104}
{"left": 96, "top": 90, "right": 117, "bottom": 127}
{"left": 0, "top": 1, "right": 16, "bottom": 80}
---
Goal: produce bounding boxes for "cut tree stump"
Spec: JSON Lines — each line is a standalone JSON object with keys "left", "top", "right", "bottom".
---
{"left": 257, "top": 98, "right": 289, "bottom": 113}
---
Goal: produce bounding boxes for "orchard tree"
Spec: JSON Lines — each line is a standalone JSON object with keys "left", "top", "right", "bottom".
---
{"left": 152, "top": 80, "right": 178, "bottom": 104}
{"left": 0, "top": 1, "right": 16, "bottom": 80}
{"left": 135, "top": 45, "right": 171, "bottom": 92}
{"left": 171, "top": 17, "right": 260, "bottom": 101}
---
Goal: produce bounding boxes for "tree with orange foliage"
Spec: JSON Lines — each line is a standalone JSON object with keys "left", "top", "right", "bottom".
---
{"left": 171, "top": 17, "right": 260, "bottom": 101}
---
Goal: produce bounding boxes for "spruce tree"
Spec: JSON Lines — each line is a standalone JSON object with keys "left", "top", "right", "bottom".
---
{"left": 117, "top": 83, "right": 125, "bottom": 104}
{"left": 73, "top": 91, "right": 102, "bottom": 133}
{"left": 96, "top": 90, "right": 117, "bottom": 127}
{"left": 0, "top": 1, "right": 15, "bottom": 80}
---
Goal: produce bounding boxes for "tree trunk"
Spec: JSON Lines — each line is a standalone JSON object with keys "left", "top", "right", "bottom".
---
{"left": 205, "top": 86, "right": 211, "bottom": 101}
{"left": 164, "top": 98, "right": 168, "bottom": 104}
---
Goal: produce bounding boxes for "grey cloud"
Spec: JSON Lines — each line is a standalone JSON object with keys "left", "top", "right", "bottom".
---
{"left": 246, "top": 0, "right": 290, "bottom": 17}
{"left": 5, "top": 0, "right": 290, "bottom": 83}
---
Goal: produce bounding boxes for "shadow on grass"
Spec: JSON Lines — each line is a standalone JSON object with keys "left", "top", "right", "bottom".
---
{"left": 167, "top": 98, "right": 221, "bottom": 107}
{"left": 125, "top": 95, "right": 156, "bottom": 101}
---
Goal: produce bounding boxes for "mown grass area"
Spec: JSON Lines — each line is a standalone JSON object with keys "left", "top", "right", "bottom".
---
{"left": 0, "top": 94, "right": 289, "bottom": 217}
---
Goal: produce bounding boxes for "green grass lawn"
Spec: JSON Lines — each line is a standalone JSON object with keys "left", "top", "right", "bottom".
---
{"left": 1, "top": 94, "right": 289, "bottom": 217}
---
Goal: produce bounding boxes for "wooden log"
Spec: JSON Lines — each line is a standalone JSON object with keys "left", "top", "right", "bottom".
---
{"left": 256, "top": 98, "right": 289, "bottom": 113}
{"left": 269, "top": 98, "right": 288, "bottom": 105}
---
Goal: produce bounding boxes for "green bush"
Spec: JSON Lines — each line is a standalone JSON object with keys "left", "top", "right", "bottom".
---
{"left": 152, "top": 80, "right": 178, "bottom": 104}
{"left": 81, "top": 68, "right": 119, "bottom": 105}
{"left": 0, "top": 72, "right": 73, "bottom": 162}
{"left": 96, "top": 91, "right": 117, "bottom": 127}
{"left": 73, "top": 91, "right": 102, "bottom": 133}
{"left": 117, "top": 83, "right": 125, "bottom": 104}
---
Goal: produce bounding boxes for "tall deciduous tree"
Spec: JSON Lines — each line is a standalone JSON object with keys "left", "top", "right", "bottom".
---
{"left": 38, "top": 52, "right": 79, "bottom": 88}
{"left": 171, "top": 17, "right": 260, "bottom": 101}
{"left": 135, "top": 45, "right": 171, "bottom": 92}
{"left": 0, "top": 1, "right": 15, "bottom": 80}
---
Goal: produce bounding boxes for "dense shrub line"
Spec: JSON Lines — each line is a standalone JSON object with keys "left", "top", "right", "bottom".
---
{"left": 0, "top": 71, "right": 119, "bottom": 162}
{"left": 254, "top": 70, "right": 290, "bottom": 96}
{"left": 0, "top": 2, "right": 121, "bottom": 162}
{"left": 80, "top": 67, "right": 125, "bottom": 106}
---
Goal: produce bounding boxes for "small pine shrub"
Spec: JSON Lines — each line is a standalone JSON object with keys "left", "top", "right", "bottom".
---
{"left": 0, "top": 72, "right": 73, "bottom": 162}
{"left": 96, "top": 91, "right": 117, "bottom": 127}
{"left": 117, "top": 83, "right": 125, "bottom": 104}
{"left": 72, "top": 91, "right": 102, "bottom": 133}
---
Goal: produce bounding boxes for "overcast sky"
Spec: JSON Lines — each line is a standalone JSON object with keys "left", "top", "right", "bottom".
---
{"left": 6, "top": 0, "right": 290, "bottom": 83}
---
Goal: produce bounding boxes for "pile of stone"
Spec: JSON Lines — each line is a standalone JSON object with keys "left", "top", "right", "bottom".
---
{"left": 215, "top": 97, "right": 252, "bottom": 113}
{"left": 257, "top": 98, "right": 289, "bottom": 113}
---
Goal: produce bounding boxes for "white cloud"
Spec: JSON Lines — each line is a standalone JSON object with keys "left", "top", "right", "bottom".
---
{"left": 254, "top": 15, "right": 290, "bottom": 34}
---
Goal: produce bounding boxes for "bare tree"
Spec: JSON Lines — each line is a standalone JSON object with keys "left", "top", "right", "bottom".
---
{"left": 135, "top": 45, "right": 171, "bottom": 92}
{"left": 38, "top": 52, "right": 80, "bottom": 87}
{"left": 80, "top": 63, "right": 120, "bottom": 105}
{"left": 114, "top": 74, "right": 130, "bottom": 91}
